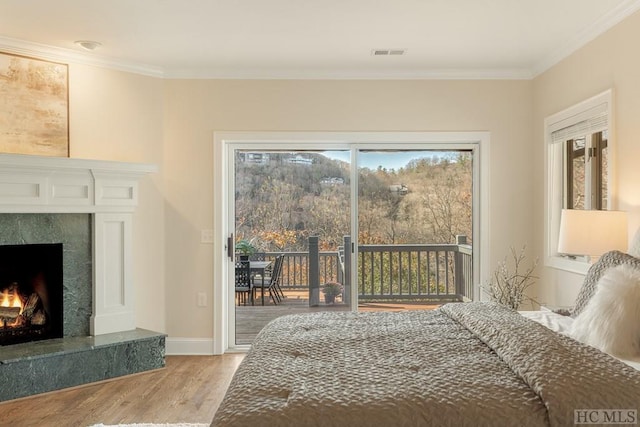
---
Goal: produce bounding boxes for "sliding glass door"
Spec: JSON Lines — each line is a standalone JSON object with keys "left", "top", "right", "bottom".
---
{"left": 217, "top": 133, "right": 483, "bottom": 351}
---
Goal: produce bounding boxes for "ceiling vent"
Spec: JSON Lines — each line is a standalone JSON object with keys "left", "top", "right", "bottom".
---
{"left": 371, "top": 49, "right": 406, "bottom": 56}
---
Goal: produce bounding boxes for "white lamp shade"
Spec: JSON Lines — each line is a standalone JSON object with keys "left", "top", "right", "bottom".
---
{"left": 558, "top": 209, "right": 628, "bottom": 257}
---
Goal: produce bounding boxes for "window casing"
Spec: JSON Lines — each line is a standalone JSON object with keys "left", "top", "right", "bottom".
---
{"left": 545, "top": 90, "right": 613, "bottom": 274}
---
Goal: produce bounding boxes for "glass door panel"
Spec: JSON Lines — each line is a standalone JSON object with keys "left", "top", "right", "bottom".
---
{"left": 232, "top": 149, "right": 351, "bottom": 345}
{"left": 356, "top": 149, "right": 473, "bottom": 312}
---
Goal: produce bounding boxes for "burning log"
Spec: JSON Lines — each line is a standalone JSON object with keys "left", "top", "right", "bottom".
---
{"left": 0, "top": 306, "right": 20, "bottom": 320}
{"left": 0, "top": 289, "right": 46, "bottom": 329}
{"left": 21, "top": 293, "right": 40, "bottom": 318}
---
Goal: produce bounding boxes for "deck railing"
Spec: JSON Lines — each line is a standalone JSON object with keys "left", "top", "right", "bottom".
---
{"left": 356, "top": 243, "right": 472, "bottom": 301}
{"left": 261, "top": 251, "right": 342, "bottom": 288}
{"left": 259, "top": 235, "right": 473, "bottom": 304}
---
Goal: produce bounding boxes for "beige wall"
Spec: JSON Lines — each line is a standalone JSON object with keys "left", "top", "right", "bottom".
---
{"left": 64, "top": 5, "right": 640, "bottom": 340}
{"left": 533, "top": 10, "right": 640, "bottom": 306}
{"left": 63, "top": 36, "right": 588, "bottom": 342}
{"left": 68, "top": 64, "right": 166, "bottom": 333}
{"left": 43, "top": 56, "right": 538, "bottom": 341}
{"left": 39, "top": 7, "right": 640, "bottom": 345}
{"left": 163, "top": 79, "right": 535, "bottom": 338}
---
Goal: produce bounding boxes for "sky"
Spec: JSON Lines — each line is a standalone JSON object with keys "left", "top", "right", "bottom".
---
{"left": 321, "top": 150, "right": 454, "bottom": 171}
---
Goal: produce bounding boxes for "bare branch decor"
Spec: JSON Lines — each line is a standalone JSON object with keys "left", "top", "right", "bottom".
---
{"left": 485, "top": 245, "right": 538, "bottom": 310}
{"left": 0, "top": 51, "right": 69, "bottom": 157}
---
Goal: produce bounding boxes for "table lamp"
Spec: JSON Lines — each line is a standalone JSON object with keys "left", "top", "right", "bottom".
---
{"left": 557, "top": 209, "right": 628, "bottom": 262}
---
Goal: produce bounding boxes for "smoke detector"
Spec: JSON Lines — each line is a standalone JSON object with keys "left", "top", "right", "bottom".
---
{"left": 75, "top": 40, "right": 102, "bottom": 51}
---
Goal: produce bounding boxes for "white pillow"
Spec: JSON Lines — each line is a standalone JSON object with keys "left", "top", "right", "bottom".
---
{"left": 570, "top": 264, "right": 640, "bottom": 357}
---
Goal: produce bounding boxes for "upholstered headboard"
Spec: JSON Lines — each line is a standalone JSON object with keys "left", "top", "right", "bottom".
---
{"left": 571, "top": 250, "right": 640, "bottom": 318}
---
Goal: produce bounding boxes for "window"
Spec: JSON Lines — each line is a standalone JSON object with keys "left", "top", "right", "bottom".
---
{"left": 545, "top": 90, "right": 613, "bottom": 273}
{"left": 564, "top": 131, "right": 608, "bottom": 210}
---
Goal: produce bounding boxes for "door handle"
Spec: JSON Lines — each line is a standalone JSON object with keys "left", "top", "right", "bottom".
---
{"left": 227, "top": 234, "right": 234, "bottom": 260}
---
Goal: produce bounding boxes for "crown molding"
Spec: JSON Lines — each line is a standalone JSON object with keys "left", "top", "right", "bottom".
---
{"left": 0, "top": 36, "right": 164, "bottom": 78}
{"left": 532, "top": 0, "right": 640, "bottom": 77}
{"left": 163, "top": 67, "right": 533, "bottom": 80}
{"left": 0, "top": 35, "right": 531, "bottom": 80}
{"left": 2, "top": 0, "right": 640, "bottom": 82}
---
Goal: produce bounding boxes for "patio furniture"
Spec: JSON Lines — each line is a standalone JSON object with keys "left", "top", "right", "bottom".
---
{"left": 252, "top": 255, "right": 284, "bottom": 305}
{"left": 248, "top": 259, "right": 272, "bottom": 305}
{"left": 249, "top": 252, "right": 266, "bottom": 261}
{"left": 235, "top": 260, "right": 253, "bottom": 306}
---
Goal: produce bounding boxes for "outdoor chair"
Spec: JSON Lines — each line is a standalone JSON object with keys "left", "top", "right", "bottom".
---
{"left": 253, "top": 254, "right": 284, "bottom": 305}
{"left": 235, "top": 260, "right": 253, "bottom": 306}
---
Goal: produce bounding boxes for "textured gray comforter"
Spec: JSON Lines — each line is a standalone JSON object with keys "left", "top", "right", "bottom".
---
{"left": 212, "top": 302, "right": 640, "bottom": 427}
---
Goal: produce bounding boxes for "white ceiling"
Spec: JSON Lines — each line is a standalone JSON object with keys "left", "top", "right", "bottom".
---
{"left": 0, "top": 0, "right": 639, "bottom": 79}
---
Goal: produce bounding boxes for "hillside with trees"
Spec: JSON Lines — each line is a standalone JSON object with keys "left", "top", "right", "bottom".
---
{"left": 235, "top": 151, "right": 472, "bottom": 253}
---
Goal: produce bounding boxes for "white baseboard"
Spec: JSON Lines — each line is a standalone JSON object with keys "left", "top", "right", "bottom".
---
{"left": 165, "top": 337, "right": 215, "bottom": 355}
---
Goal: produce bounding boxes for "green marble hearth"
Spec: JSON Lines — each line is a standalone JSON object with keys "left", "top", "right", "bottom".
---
{"left": 0, "top": 329, "right": 166, "bottom": 402}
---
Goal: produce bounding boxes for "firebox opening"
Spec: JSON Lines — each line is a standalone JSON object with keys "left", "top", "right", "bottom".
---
{"left": 0, "top": 243, "right": 63, "bottom": 346}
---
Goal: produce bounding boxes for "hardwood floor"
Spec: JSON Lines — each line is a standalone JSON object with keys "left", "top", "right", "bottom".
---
{"left": 0, "top": 354, "right": 245, "bottom": 427}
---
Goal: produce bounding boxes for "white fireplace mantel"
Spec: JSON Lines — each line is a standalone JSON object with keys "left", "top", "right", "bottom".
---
{"left": 0, "top": 153, "right": 157, "bottom": 213}
{"left": 0, "top": 153, "right": 158, "bottom": 336}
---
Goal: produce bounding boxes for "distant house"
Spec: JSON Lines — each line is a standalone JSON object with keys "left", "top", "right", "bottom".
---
{"left": 389, "top": 184, "right": 409, "bottom": 195}
{"left": 244, "top": 153, "right": 270, "bottom": 164}
{"left": 320, "top": 177, "right": 345, "bottom": 185}
{"left": 286, "top": 155, "right": 313, "bottom": 166}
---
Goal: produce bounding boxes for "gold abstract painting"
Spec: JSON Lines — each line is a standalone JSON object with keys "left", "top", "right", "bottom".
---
{"left": 0, "top": 52, "right": 69, "bottom": 157}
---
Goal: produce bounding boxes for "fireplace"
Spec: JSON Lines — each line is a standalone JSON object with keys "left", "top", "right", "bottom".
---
{"left": 0, "top": 154, "right": 165, "bottom": 402}
{"left": 0, "top": 243, "right": 64, "bottom": 346}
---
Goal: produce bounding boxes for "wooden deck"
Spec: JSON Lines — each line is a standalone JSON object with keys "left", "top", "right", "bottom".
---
{"left": 235, "top": 289, "right": 440, "bottom": 345}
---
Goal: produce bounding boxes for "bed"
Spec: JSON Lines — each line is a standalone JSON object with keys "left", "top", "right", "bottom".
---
{"left": 212, "top": 250, "right": 640, "bottom": 427}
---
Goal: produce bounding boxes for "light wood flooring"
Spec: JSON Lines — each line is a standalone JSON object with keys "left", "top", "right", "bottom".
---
{"left": 0, "top": 354, "right": 245, "bottom": 427}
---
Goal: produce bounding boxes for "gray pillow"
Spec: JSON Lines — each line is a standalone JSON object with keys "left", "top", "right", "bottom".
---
{"left": 571, "top": 250, "right": 640, "bottom": 318}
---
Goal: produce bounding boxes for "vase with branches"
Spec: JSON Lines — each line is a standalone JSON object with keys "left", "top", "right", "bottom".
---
{"left": 485, "top": 245, "right": 538, "bottom": 310}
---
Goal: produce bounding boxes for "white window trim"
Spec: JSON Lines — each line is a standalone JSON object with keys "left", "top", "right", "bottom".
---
{"left": 544, "top": 90, "right": 614, "bottom": 275}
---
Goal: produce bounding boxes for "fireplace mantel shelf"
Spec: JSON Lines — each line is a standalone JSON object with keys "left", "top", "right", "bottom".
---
{"left": 0, "top": 153, "right": 158, "bottom": 213}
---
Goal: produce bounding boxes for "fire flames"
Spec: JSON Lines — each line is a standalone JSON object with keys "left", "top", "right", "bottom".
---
{"left": 0, "top": 287, "right": 25, "bottom": 328}
{"left": 0, "top": 288, "right": 23, "bottom": 311}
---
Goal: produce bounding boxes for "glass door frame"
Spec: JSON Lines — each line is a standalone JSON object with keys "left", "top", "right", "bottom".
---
{"left": 213, "top": 131, "right": 489, "bottom": 354}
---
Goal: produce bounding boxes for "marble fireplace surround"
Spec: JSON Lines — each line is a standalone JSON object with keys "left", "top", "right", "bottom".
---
{"left": 0, "top": 154, "right": 163, "bottom": 401}
{"left": 0, "top": 153, "right": 158, "bottom": 336}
